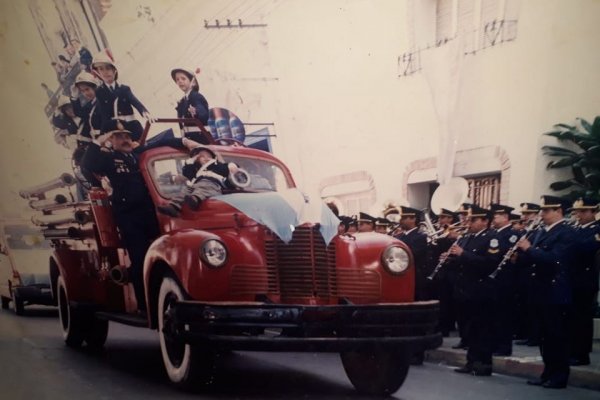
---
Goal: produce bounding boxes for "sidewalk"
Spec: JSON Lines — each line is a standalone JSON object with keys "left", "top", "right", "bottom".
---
{"left": 425, "top": 336, "right": 600, "bottom": 391}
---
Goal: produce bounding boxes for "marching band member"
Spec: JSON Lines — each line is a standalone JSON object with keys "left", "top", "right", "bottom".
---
{"left": 394, "top": 206, "right": 428, "bottom": 300}
{"left": 488, "top": 203, "right": 520, "bottom": 357}
{"left": 357, "top": 212, "right": 376, "bottom": 233}
{"left": 452, "top": 205, "right": 501, "bottom": 376}
{"left": 567, "top": 197, "right": 600, "bottom": 366}
{"left": 517, "top": 196, "right": 574, "bottom": 389}
{"left": 514, "top": 202, "right": 543, "bottom": 347}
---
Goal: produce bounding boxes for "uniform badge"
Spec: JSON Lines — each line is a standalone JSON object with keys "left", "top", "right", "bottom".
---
{"left": 488, "top": 238, "right": 499, "bottom": 253}
{"left": 509, "top": 235, "right": 518, "bottom": 243}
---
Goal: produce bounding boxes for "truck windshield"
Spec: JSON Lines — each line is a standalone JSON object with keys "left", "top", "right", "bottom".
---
{"left": 150, "top": 154, "right": 292, "bottom": 199}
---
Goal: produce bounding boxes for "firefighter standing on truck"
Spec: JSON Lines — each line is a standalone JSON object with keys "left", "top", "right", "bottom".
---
{"left": 81, "top": 119, "right": 192, "bottom": 312}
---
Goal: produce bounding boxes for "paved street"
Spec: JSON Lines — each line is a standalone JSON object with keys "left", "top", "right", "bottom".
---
{"left": 1, "top": 306, "right": 598, "bottom": 400}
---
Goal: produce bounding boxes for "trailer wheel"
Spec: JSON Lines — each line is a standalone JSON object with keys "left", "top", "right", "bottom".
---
{"left": 12, "top": 288, "right": 24, "bottom": 316}
{"left": 57, "top": 276, "right": 85, "bottom": 348}
{"left": 1, "top": 295, "right": 10, "bottom": 310}
{"left": 158, "top": 275, "right": 215, "bottom": 390}
{"left": 341, "top": 348, "right": 410, "bottom": 396}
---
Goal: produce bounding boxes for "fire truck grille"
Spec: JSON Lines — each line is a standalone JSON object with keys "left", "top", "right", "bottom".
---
{"left": 230, "top": 227, "right": 382, "bottom": 300}
{"left": 265, "top": 227, "right": 336, "bottom": 299}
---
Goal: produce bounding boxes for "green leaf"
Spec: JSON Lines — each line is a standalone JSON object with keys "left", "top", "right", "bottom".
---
{"left": 577, "top": 117, "right": 593, "bottom": 134}
{"left": 547, "top": 157, "right": 577, "bottom": 168}
{"left": 550, "top": 181, "right": 573, "bottom": 190}
{"left": 592, "top": 116, "right": 600, "bottom": 139}
{"left": 572, "top": 166, "right": 588, "bottom": 185}
{"left": 541, "top": 146, "right": 579, "bottom": 156}
{"left": 554, "top": 123, "right": 576, "bottom": 130}
{"left": 586, "top": 145, "right": 600, "bottom": 157}
{"left": 585, "top": 172, "right": 600, "bottom": 186}
{"left": 544, "top": 131, "right": 564, "bottom": 138}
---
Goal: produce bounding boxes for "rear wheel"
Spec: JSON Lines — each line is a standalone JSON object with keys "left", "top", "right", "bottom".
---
{"left": 1, "top": 295, "right": 10, "bottom": 310}
{"left": 158, "top": 275, "right": 215, "bottom": 390}
{"left": 12, "top": 288, "right": 24, "bottom": 316}
{"left": 57, "top": 276, "right": 85, "bottom": 347}
{"left": 341, "top": 348, "right": 410, "bottom": 396}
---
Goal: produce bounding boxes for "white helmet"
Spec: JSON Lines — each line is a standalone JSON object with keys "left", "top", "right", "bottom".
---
{"left": 56, "top": 95, "right": 71, "bottom": 110}
{"left": 74, "top": 71, "right": 99, "bottom": 88}
{"left": 170, "top": 67, "right": 200, "bottom": 82}
{"left": 92, "top": 52, "right": 118, "bottom": 79}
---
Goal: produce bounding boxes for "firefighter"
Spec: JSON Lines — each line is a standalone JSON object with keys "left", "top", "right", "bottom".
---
{"left": 81, "top": 120, "right": 190, "bottom": 312}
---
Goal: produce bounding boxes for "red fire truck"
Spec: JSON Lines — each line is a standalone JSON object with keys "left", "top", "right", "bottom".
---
{"left": 26, "top": 120, "right": 441, "bottom": 395}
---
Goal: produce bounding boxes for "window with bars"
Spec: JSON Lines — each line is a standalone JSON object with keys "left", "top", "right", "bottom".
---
{"left": 466, "top": 174, "right": 501, "bottom": 207}
{"left": 435, "top": 0, "right": 516, "bottom": 43}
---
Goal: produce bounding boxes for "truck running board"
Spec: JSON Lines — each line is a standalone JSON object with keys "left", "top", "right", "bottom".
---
{"left": 95, "top": 311, "right": 148, "bottom": 327}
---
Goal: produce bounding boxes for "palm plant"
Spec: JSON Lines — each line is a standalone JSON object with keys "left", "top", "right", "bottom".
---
{"left": 542, "top": 116, "right": 600, "bottom": 200}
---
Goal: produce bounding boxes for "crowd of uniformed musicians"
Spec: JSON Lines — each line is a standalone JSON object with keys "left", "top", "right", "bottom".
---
{"left": 47, "top": 52, "right": 598, "bottom": 389}
{"left": 335, "top": 197, "right": 599, "bottom": 389}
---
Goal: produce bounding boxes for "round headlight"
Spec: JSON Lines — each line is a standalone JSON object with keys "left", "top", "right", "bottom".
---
{"left": 382, "top": 246, "right": 410, "bottom": 275}
{"left": 200, "top": 239, "right": 228, "bottom": 268}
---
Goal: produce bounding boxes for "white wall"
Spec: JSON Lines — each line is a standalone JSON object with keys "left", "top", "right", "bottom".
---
{"left": 1, "top": 0, "right": 599, "bottom": 219}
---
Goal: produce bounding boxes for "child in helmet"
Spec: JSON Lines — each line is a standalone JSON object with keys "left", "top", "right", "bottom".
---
{"left": 70, "top": 71, "right": 102, "bottom": 143}
{"left": 171, "top": 67, "right": 210, "bottom": 144}
{"left": 92, "top": 51, "right": 153, "bottom": 141}
{"left": 51, "top": 95, "right": 80, "bottom": 149}
{"left": 157, "top": 144, "right": 239, "bottom": 217}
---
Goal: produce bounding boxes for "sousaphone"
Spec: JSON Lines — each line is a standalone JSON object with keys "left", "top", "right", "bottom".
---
{"left": 430, "top": 177, "right": 469, "bottom": 215}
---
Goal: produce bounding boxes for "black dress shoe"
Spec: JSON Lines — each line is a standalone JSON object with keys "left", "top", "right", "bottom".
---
{"left": 452, "top": 341, "right": 468, "bottom": 349}
{"left": 493, "top": 351, "right": 512, "bottom": 357}
{"left": 542, "top": 381, "right": 567, "bottom": 389}
{"left": 526, "top": 378, "right": 546, "bottom": 386}
{"left": 184, "top": 194, "right": 201, "bottom": 210}
{"left": 569, "top": 356, "right": 591, "bottom": 366}
{"left": 157, "top": 204, "right": 181, "bottom": 217}
{"left": 454, "top": 364, "right": 473, "bottom": 374}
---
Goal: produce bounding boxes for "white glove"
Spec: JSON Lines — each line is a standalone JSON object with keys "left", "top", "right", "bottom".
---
{"left": 70, "top": 83, "right": 80, "bottom": 99}
{"left": 143, "top": 111, "right": 156, "bottom": 123}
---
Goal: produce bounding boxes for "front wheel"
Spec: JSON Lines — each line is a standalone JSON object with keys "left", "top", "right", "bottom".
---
{"left": 12, "top": 288, "right": 24, "bottom": 316}
{"left": 341, "top": 348, "right": 410, "bottom": 396}
{"left": 158, "top": 275, "right": 215, "bottom": 390}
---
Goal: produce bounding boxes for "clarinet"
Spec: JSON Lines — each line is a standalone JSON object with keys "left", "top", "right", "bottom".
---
{"left": 488, "top": 215, "right": 543, "bottom": 279}
{"left": 427, "top": 234, "right": 466, "bottom": 280}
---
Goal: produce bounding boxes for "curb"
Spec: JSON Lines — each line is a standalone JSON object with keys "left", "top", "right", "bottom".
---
{"left": 425, "top": 348, "right": 600, "bottom": 391}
